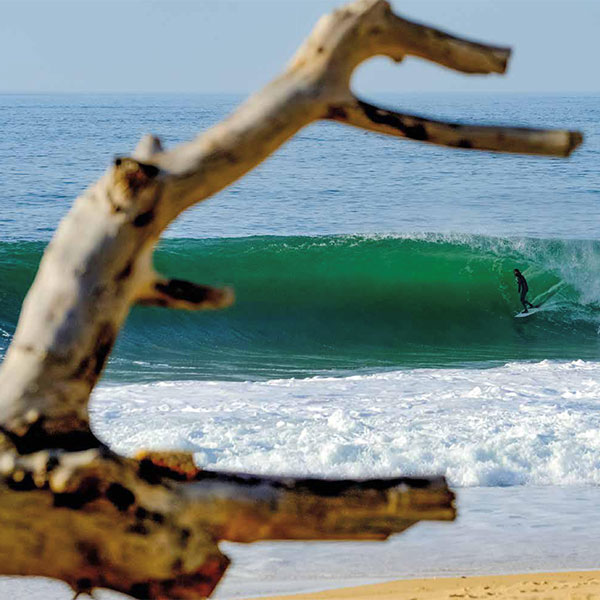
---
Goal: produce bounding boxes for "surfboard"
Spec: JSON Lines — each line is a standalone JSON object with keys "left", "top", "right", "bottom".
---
{"left": 515, "top": 306, "right": 542, "bottom": 318}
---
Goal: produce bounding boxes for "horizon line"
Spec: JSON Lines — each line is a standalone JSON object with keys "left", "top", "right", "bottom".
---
{"left": 1, "top": 90, "right": 599, "bottom": 96}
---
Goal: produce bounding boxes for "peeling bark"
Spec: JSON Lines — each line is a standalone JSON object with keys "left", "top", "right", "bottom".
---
{"left": 0, "top": 0, "right": 582, "bottom": 597}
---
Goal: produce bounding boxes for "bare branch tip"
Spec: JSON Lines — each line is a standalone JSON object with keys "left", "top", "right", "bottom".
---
{"left": 137, "top": 278, "right": 235, "bottom": 311}
{"left": 568, "top": 131, "right": 584, "bottom": 155}
{"left": 133, "top": 134, "right": 164, "bottom": 161}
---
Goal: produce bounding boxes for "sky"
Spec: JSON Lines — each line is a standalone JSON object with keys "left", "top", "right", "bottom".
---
{"left": 1, "top": 0, "right": 598, "bottom": 95}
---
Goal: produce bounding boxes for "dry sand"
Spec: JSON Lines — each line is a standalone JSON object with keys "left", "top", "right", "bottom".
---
{"left": 252, "top": 571, "right": 600, "bottom": 600}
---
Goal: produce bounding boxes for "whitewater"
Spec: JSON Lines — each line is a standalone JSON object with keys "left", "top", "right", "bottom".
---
{"left": 94, "top": 360, "right": 600, "bottom": 487}
{"left": 1, "top": 92, "right": 599, "bottom": 598}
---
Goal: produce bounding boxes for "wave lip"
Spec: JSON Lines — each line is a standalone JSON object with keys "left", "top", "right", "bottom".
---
{"left": 1, "top": 234, "right": 599, "bottom": 381}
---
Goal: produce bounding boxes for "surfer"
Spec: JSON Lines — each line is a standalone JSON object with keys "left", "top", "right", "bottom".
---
{"left": 513, "top": 268, "right": 535, "bottom": 313}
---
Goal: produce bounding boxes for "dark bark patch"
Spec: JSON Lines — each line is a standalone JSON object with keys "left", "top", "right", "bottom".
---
{"left": 358, "top": 100, "right": 428, "bottom": 141}
{"left": 77, "top": 542, "right": 101, "bottom": 567}
{"left": 46, "top": 455, "right": 60, "bottom": 472}
{"left": 135, "top": 506, "right": 148, "bottom": 520}
{"left": 167, "top": 555, "right": 230, "bottom": 597}
{"left": 195, "top": 470, "right": 264, "bottom": 486}
{"left": 197, "top": 470, "right": 439, "bottom": 496}
{"left": 295, "top": 475, "right": 435, "bottom": 497}
{"left": 171, "top": 558, "right": 183, "bottom": 572}
{"left": 0, "top": 421, "right": 101, "bottom": 454}
{"left": 128, "top": 583, "right": 151, "bottom": 599}
{"left": 151, "top": 511, "right": 165, "bottom": 524}
{"left": 134, "top": 506, "right": 164, "bottom": 528}
{"left": 75, "top": 578, "right": 93, "bottom": 593}
{"left": 138, "top": 458, "right": 189, "bottom": 484}
{"left": 128, "top": 556, "right": 229, "bottom": 599}
{"left": 155, "top": 279, "right": 214, "bottom": 305}
{"left": 53, "top": 478, "right": 101, "bottom": 509}
{"left": 180, "top": 528, "right": 191, "bottom": 546}
{"left": 106, "top": 483, "right": 135, "bottom": 512}
{"left": 127, "top": 523, "right": 149, "bottom": 535}
{"left": 72, "top": 321, "right": 117, "bottom": 384}
{"left": 138, "top": 296, "right": 169, "bottom": 307}
{"left": 400, "top": 121, "right": 427, "bottom": 141}
{"left": 73, "top": 356, "right": 91, "bottom": 380}
{"left": 93, "top": 322, "right": 116, "bottom": 376}
{"left": 6, "top": 471, "right": 37, "bottom": 492}
{"left": 456, "top": 139, "right": 473, "bottom": 149}
{"left": 326, "top": 106, "right": 347, "bottom": 120}
{"left": 137, "top": 162, "right": 160, "bottom": 179}
{"left": 132, "top": 209, "right": 155, "bottom": 228}
{"left": 223, "top": 151, "right": 238, "bottom": 164}
{"left": 115, "top": 157, "right": 160, "bottom": 194}
{"left": 115, "top": 261, "right": 133, "bottom": 281}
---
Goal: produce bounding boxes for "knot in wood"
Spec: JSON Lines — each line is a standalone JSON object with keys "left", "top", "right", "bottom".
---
{"left": 114, "top": 157, "right": 160, "bottom": 194}
{"left": 110, "top": 157, "right": 161, "bottom": 221}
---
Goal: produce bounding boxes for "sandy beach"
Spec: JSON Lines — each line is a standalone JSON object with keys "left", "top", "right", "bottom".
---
{"left": 252, "top": 571, "right": 600, "bottom": 600}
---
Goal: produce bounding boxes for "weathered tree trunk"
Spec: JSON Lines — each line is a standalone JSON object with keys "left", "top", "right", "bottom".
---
{"left": 0, "top": 1, "right": 581, "bottom": 598}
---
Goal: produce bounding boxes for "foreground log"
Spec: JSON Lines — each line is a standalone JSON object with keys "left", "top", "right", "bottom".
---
{"left": 0, "top": 448, "right": 454, "bottom": 598}
{"left": 0, "top": 0, "right": 581, "bottom": 597}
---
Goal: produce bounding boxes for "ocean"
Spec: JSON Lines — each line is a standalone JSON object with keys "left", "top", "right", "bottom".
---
{"left": 0, "top": 93, "right": 599, "bottom": 598}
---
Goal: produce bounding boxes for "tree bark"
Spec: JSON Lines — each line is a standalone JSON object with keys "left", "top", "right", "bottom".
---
{"left": 0, "top": 0, "right": 582, "bottom": 597}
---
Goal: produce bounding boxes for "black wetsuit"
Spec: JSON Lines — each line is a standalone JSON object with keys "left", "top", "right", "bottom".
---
{"left": 516, "top": 272, "right": 534, "bottom": 311}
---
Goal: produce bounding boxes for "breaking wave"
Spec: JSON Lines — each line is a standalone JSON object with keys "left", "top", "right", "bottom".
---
{"left": 1, "top": 234, "right": 599, "bottom": 380}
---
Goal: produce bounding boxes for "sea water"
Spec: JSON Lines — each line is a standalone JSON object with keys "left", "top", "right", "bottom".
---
{"left": 0, "top": 93, "right": 599, "bottom": 598}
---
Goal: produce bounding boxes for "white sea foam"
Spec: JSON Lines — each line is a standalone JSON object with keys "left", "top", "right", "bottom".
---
{"left": 92, "top": 360, "right": 600, "bottom": 487}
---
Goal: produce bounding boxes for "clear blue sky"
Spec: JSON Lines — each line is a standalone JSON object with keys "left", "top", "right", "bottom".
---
{"left": 1, "top": 0, "right": 598, "bottom": 94}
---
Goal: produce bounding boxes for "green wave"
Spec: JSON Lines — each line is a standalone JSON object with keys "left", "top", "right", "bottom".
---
{"left": 1, "top": 235, "right": 599, "bottom": 381}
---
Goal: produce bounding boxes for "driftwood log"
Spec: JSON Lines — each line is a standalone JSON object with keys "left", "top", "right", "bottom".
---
{"left": 0, "top": 1, "right": 581, "bottom": 598}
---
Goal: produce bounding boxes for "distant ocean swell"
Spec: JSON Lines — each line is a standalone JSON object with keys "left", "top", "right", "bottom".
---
{"left": 1, "top": 234, "right": 599, "bottom": 381}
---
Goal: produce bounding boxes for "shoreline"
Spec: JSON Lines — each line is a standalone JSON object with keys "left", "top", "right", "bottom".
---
{"left": 249, "top": 570, "right": 600, "bottom": 599}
